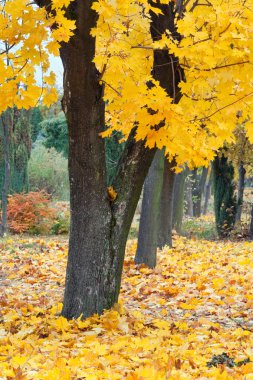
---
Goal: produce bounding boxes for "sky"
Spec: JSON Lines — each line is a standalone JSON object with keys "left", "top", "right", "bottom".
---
{"left": 50, "top": 55, "right": 63, "bottom": 88}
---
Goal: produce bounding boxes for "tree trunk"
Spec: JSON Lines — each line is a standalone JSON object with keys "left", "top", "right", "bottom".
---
{"left": 192, "top": 167, "right": 208, "bottom": 217}
{"left": 235, "top": 162, "right": 246, "bottom": 222}
{"left": 200, "top": 167, "right": 208, "bottom": 196}
{"left": 11, "top": 110, "right": 31, "bottom": 193}
{"left": 173, "top": 170, "right": 187, "bottom": 233}
{"left": 213, "top": 155, "right": 237, "bottom": 238}
{"left": 135, "top": 151, "right": 165, "bottom": 268}
{"left": 59, "top": 1, "right": 155, "bottom": 319}
{"left": 203, "top": 166, "right": 213, "bottom": 215}
{"left": 184, "top": 169, "right": 193, "bottom": 217}
{"left": 134, "top": 1, "right": 182, "bottom": 263}
{"left": 0, "top": 109, "right": 31, "bottom": 196}
{"left": 0, "top": 112, "right": 11, "bottom": 237}
{"left": 157, "top": 159, "right": 176, "bottom": 248}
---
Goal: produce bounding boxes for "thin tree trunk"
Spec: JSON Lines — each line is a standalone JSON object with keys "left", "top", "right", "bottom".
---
{"left": 235, "top": 162, "right": 246, "bottom": 222}
{"left": 203, "top": 166, "right": 213, "bottom": 215}
{"left": 157, "top": 159, "right": 176, "bottom": 248}
{"left": 184, "top": 169, "right": 193, "bottom": 217}
{"left": 200, "top": 167, "right": 208, "bottom": 195}
{"left": 0, "top": 112, "right": 11, "bottom": 237}
{"left": 192, "top": 167, "right": 208, "bottom": 217}
{"left": 135, "top": 151, "right": 164, "bottom": 268}
{"left": 173, "top": 170, "right": 187, "bottom": 233}
{"left": 134, "top": 1, "right": 182, "bottom": 265}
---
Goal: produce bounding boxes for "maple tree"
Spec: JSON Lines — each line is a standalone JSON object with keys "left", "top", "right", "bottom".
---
{"left": 0, "top": 0, "right": 253, "bottom": 318}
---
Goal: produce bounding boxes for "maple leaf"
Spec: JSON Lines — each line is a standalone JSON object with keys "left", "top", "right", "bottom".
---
{"left": 107, "top": 186, "right": 117, "bottom": 201}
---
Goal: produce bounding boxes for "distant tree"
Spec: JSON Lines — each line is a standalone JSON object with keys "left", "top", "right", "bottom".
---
{"left": 10, "top": 110, "right": 32, "bottom": 193}
{"left": 30, "top": 107, "right": 43, "bottom": 143}
{"left": 135, "top": 151, "right": 164, "bottom": 268}
{"left": 157, "top": 160, "right": 176, "bottom": 249}
{"left": 0, "top": 109, "right": 32, "bottom": 195}
{"left": 203, "top": 166, "right": 213, "bottom": 215}
{"left": 192, "top": 167, "right": 208, "bottom": 217}
{"left": 0, "top": 110, "right": 11, "bottom": 236}
{"left": 41, "top": 112, "right": 68, "bottom": 158}
{"left": 173, "top": 170, "right": 188, "bottom": 233}
{"left": 213, "top": 154, "right": 237, "bottom": 238}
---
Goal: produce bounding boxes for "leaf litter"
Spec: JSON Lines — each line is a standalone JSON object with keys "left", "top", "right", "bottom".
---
{"left": 0, "top": 236, "right": 253, "bottom": 379}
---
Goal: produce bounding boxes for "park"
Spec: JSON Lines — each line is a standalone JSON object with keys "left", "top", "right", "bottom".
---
{"left": 0, "top": 0, "right": 253, "bottom": 378}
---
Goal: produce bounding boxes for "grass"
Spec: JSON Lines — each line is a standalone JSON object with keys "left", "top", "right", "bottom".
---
{"left": 182, "top": 214, "right": 217, "bottom": 240}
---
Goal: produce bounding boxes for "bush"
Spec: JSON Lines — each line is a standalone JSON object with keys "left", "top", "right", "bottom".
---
{"left": 51, "top": 202, "right": 70, "bottom": 234}
{"left": 28, "top": 142, "right": 69, "bottom": 200}
{"left": 7, "top": 191, "right": 55, "bottom": 234}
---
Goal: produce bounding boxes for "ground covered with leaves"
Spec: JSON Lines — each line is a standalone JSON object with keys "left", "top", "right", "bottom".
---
{"left": 0, "top": 236, "right": 253, "bottom": 379}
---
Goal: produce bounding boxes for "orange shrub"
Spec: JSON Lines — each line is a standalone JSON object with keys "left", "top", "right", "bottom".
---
{"left": 7, "top": 191, "right": 55, "bottom": 234}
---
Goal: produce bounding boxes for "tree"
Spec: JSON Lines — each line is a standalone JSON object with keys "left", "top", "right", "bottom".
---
{"left": 1, "top": 0, "right": 253, "bottom": 319}
{"left": 192, "top": 167, "right": 208, "bottom": 217}
{"left": 157, "top": 160, "right": 176, "bottom": 248}
{"left": 227, "top": 124, "right": 253, "bottom": 224}
{"left": 135, "top": 151, "right": 164, "bottom": 268}
{"left": 203, "top": 166, "right": 213, "bottom": 215}
{"left": 173, "top": 170, "right": 187, "bottom": 233}
{"left": 184, "top": 169, "right": 194, "bottom": 217}
{"left": 213, "top": 154, "right": 237, "bottom": 238}
{"left": 10, "top": 109, "right": 32, "bottom": 193}
{"left": 0, "top": 109, "right": 32, "bottom": 195}
{"left": 235, "top": 162, "right": 246, "bottom": 223}
{"left": 41, "top": 112, "right": 69, "bottom": 158}
{"left": 56, "top": 1, "right": 155, "bottom": 319}
{"left": 30, "top": 107, "right": 43, "bottom": 143}
{"left": 135, "top": 0, "right": 182, "bottom": 267}
{"left": 0, "top": 111, "right": 11, "bottom": 236}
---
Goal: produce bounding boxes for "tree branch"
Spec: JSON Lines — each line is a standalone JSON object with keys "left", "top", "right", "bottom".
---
{"left": 112, "top": 129, "right": 155, "bottom": 229}
{"left": 192, "top": 91, "right": 253, "bottom": 122}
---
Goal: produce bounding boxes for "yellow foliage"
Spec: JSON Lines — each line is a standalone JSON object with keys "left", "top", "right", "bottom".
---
{"left": 0, "top": 0, "right": 252, "bottom": 167}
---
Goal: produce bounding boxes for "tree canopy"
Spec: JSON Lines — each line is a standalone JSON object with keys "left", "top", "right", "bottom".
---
{"left": 0, "top": 0, "right": 252, "bottom": 167}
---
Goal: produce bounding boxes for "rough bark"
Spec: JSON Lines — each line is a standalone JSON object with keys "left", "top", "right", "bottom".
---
{"left": 235, "top": 162, "right": 246, "bottom": 223}
{"left": 135, "top": 151, "right": 165, "bottom": 268}
{"left": 173, "top": 170, "right": 187, "bottom": 233}
{"left": 0, "top": 112, "right": 11, "bottom": 237}
{"left": 157, "top": 159, "right": 176, "bottom": 248}
{"left": 55, "top": 1, "right": 155, "bottom": 319}
{"left": 203, "top": 166, "right": 213, "bottom": 215}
